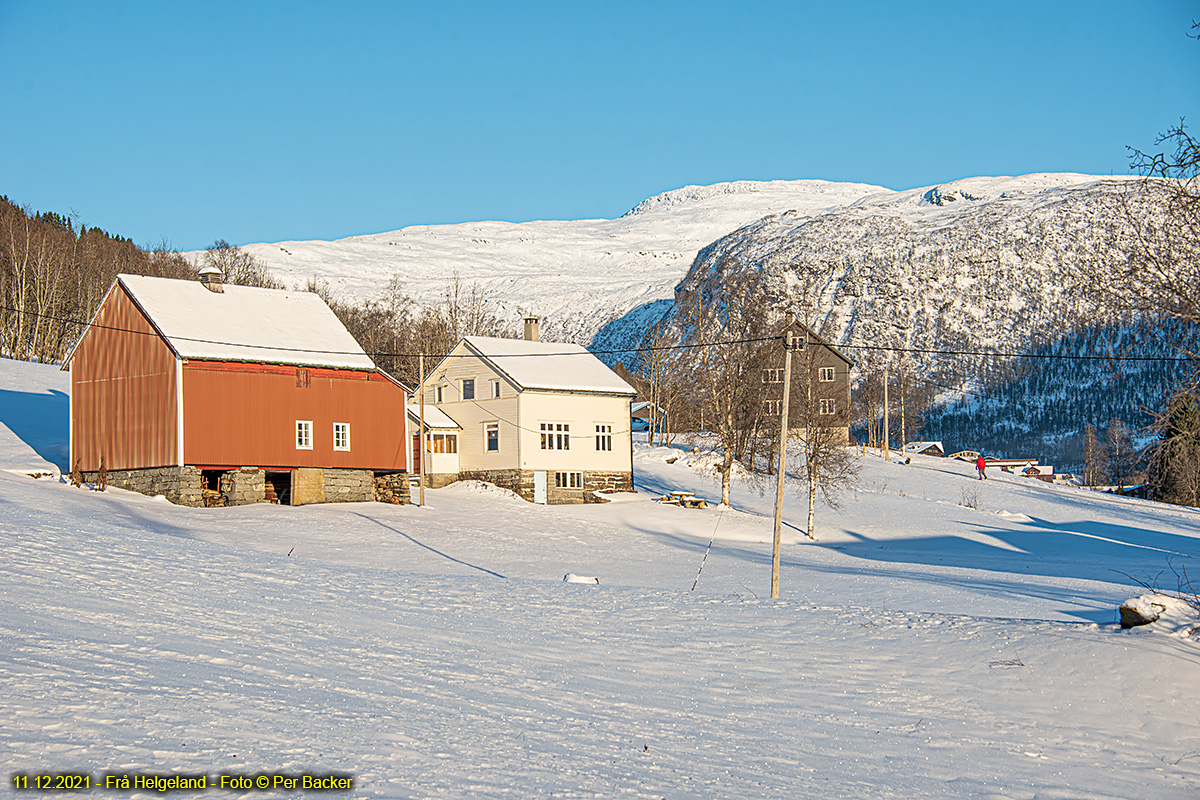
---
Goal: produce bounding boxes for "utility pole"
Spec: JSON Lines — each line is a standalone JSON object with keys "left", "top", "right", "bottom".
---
{"left": 771, "top": 331, "right": 796, "bottom": 599}
{"left": 418, "top": 353, "right": 426, "bottom": 507}
{"left": 882, "top": 363, "right": 890, "bottom": 461}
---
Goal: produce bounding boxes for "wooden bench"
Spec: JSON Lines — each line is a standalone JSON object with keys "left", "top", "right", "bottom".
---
{"left": 658, "top": 491, "right": 708, "bottom": 509}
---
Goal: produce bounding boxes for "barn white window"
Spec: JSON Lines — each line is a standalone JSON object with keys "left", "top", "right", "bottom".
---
{"left": 555, "top": 471, "right": 583, "bottom": 489}
{"left": 819, "top": 398, "right": 836, "bottom": 415}
{"left": 540, "top": 422, "right": 570, "bottom": 450}
{"left": 818, "top": 367, "right": 835, "bottom": 382}
{"left": 296, "top": 420, "right": 313, "bottom": 450}
{"left": 595, "top": 424, "right": 612, "bottom": 451}
{"left": 333, "top": 422, "right": 350, "bottom": 451}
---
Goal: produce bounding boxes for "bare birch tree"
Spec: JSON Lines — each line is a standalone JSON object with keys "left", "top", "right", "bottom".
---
{"left": 1106, "top": 418, "right": 1137, "bottom": 490}
{"left": 202, "top": 239, "right": 283, "bottom": 289}
{"left": 638, "top": 320, "right": 684, "bottom": 447}
{"left": 676, "top": 262, "right": 772, "bottom": 506}
{"left": 1082, "top": 423, "right": 1104, "bottom": 487}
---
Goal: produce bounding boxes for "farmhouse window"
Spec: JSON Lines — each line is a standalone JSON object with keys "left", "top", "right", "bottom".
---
{"left": 595, "top": 424, "right": 612, "bottom": 451}
{"left": 485, "top": 422, "right": 500, "bottom": 452}
{"left": 462, "top": 379, "right": 475, "bottom": 400}
{"left": 762, "top": 368, "right": 784, "bottom": 383}
{"left": 492, "top": 379, "right": 502, "bottom": 398}
{"left": 819, "top": 398, "right": 836, "bottom": 415}
{"left": 818, "top": 367, "right": 835, "bottom": 382}
{"left": 333, "top": 422, "right": 350, "bottom": 451}
{"left": 296, "top": 420, "right": 313, "bottom": 450}
{"left": 435, "top": 385, "right": 444, "bottom": 403}
{"left": 426, "top": 433, "right": 458, "bottom": 453}
{"left": 556, "top": 471, "right": 583, "bottom": 489}
{"left": 540, "top": 422, "right": 570, "bottom": 450}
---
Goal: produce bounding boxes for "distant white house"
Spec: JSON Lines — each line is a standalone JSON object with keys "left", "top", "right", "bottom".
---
{"left": 630, "top": 401, "right": 665, "bottom": 432}
{"left": 416, "top": 318, "right": 636, "bottom": 504}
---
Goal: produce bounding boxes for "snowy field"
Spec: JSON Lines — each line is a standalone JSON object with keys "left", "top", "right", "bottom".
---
{"left": 4, "top": 357, "right": 1200, "bottom": 798}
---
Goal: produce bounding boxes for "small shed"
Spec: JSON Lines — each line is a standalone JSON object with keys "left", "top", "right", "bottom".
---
{"left": 903, "top": 441, "right": 945, "bottom": 457}
{"left": 630, "top": 401, "right": 665, "bottom": 432}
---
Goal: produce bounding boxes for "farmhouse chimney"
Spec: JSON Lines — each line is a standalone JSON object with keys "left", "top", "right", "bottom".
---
{"left": 523, "top": 316, "right": 540, "bottom": 342}
{"left": 199, "top": 266, "right": 224, "bottom": 294}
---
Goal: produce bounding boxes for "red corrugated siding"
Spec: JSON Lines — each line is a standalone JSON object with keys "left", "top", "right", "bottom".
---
{"left": 182, "top": 362, "right": 407, "bottom": 470}
{"left": 70, "top": 284, "right": 177, "bottom": 471}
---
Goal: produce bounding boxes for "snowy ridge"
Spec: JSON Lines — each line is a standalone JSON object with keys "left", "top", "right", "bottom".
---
{"left": 204, "top": 180, "right": 886, "bottom": 344}
{"left": 191, "top": 173, "right": 1169, "bottom": 464}
{"left": 207, "top": 174, "right": 1138, "bottom": 355}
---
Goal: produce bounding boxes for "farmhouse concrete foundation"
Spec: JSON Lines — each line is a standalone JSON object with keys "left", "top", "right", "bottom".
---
{"left": 455, "top": 469, "right": 632, "bottom": 504}
{"left": 420, "top": 472, "right": 459, "bottom": 489}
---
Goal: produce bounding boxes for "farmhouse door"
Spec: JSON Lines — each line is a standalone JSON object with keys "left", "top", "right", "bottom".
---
{"left": 534, "top": 470, "right": 547, "bottom": 504}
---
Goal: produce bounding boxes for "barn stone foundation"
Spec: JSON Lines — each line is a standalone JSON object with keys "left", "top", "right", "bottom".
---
{"left": 84, "top": 466, "right": 403, "bottom": 507}
{"left": 320, "top": 469, "right": 375, "bottom": 504}
{"left": 454, "top": 469, "right": 633, "bottom": 505}
{"left": 220, "top": 468, "right": 265, "bottom": 506}
{"left": 84, "top": 466, "right": 203, "bottom": 507}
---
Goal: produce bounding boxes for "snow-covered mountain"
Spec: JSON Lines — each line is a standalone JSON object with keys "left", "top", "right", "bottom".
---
{"left": 671, "top": 173, "right": 1137, "bottom": 358}
{"left": 664, "top": 173, "right": 1188, "bottom": 465}
{"left": 215, "top": 173, "right": 1184, "bottom": 466}
{"left": 221, "top": 180, "right": 887, "bottom": 343}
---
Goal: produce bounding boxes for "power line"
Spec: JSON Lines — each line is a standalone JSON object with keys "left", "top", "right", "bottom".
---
{"left": 3, "top": 303, "right": 1197, "bottom": 364}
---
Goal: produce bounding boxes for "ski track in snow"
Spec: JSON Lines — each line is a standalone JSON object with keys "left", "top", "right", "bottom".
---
{"left": 4, "top": 358, "right": 1200, "bottom": 798}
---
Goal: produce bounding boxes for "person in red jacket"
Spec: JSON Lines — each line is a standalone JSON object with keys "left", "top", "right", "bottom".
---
{"left": 976, "top": 455, "right": 988, "bottom": 480}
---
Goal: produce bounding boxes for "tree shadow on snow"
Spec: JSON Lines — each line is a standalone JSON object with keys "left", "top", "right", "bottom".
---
{"left": 624, "top": 521, "right": 1185, "bottom": 623}
{"left": 0, "top": 387, "right": 70, "bottom": 470}
{"left": 829, "top": 516, "right": 1200, "bottom": 591}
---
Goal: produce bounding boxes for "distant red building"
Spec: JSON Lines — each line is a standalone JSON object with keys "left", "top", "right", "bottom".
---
{"left": 63, "top": 271, "right": 408, "bottom": 506}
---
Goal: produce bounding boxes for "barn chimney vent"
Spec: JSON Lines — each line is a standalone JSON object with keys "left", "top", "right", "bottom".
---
{"left": 523, "top": 316, "right": 540, "bottom": 342}
{"left": 199, "top": 266, "right": 224, "bottom": 293}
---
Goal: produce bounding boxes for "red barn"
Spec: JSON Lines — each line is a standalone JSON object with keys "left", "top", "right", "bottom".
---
{"left": 62, "top": 270, "right": 409, "bottom": 506}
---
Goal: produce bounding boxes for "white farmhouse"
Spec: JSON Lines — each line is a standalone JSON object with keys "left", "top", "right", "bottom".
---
{"left": 415, "top": 318, "right": 636, "bottom": 503}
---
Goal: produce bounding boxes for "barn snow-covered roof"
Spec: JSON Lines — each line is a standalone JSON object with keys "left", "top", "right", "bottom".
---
{"left": 106, "top": 274, "right": 376, "bottom": 370}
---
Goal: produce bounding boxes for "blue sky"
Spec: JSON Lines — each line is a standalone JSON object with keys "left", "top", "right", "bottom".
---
{"left": 2, "top": 1, "right": 1197, "bottom": 251}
